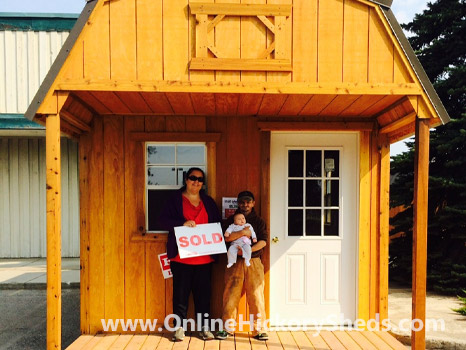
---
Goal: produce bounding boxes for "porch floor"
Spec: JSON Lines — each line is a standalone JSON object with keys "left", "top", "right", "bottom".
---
{"left": 66, "top": 331, "right": 407, "bottom": 350}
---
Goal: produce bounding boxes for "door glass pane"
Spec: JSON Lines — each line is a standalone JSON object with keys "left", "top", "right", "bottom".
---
{"left": 305, "top": 209, "right": 321, "bottom": 236}
{"left": 324, "top": 150, "right": 339, "bottom": 177}
{"left": 306, "top": 150, "right": 321, "bottom": 177}
{"left": 324, "top": 180, "right": 339, "bottom": 207}
{"left": 288, "top": 150, "right": 303, "bottom": 177}
{"left": 288, "top": 180, "right": 303, "bottom": 206}
{"left": 306, "top": 180, "right": 321, "bottom": 206}
{"left": 147, "top": 145, "right": 175, "bottom": 165}
{"left": 288, "top": 209, "right": 303, "bottom": 236}
{"left": 177, "top": 145, "right": 205, "bottom": 165}
{"left": 147, "top": 167, "right": 176, "bottom": 185}
{"left": 323, "top": 209, "right": 339, "bottom": 236}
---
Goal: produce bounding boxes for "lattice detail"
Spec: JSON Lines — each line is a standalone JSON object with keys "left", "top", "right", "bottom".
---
{"left": 189, "top": 3, "right": 292, "bottom": 72}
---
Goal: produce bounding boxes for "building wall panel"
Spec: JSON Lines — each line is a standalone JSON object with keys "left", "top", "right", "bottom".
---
{"left": 0, "top": 30, "right": 69, "bottom": 114}
{"left": 0, "top": 138, "right": 79, "bottom": 258}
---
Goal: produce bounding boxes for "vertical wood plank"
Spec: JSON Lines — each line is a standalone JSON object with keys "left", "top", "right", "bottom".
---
{"left": 124, "top": 116, "right": 147, "bottom": 327}
{"left": 378, "top": 134, "right": 390, "bottom": 322}
{"left": 88, "top": 116, "right": 105, "bottom": 333}
{"left": 29, "top": 139, "right": 41, "bottom": 257}
{"left": 358, "top": 131, "right": 371, "bottom": 323}
{"left": 292, "top": 0, "right": 317, "bottom": 82}
{"left": 46, "top": 113, "right": 61, "bottom": 350}
{"left": 241, "top": 0, "right": 267, "bottom": 82}
{"left": 103, "top": 115, "right": 125, "bottom": 323}
{"left": 369, "top": 131, "right": 379, "bottom": 319}
{"left": 267, "top": 0, "right": 292, "bottom": 82}
{"left": 79, "top": 131, "right": 91, "bottom": 334}
{"left": 393, "top": 51, "right": 413, "bottom": 83}
{"left": 412, "top": 118, "right": 429, "bottom": 350}
{"left": 260, "top": 131, "right": 271, "bottom": 320}
{"left": 18, "top": 139, "right": 30, "bottom": 257}
{"left": 84, "top": 0, "right": 110, "bottom": 80}
{"left": 137, "top": 0, "right": 163, "bottom": 80}
{"left": 343, "top": 0, "right": 369, "bottom": 83}
{"left": 110, "top": 0, "right": 137, "bottom": 79}
{"left": 215, "top": 0, "right": 241, "bottom": 83}
{"left": 0, "top": 139, "right": 11, "bottom": 257}
{"left": 318, "top": 0, "right": 344, "bottom": 82}
{"left": 144, "top": 118, "right": 169, "bottom": 323}
{"left": 368, "top": 8, "right": 394, "bottom": 83}
{"left": 190, "top": 0, "right": 215, "bottom": 82}
{"left": 163, "top": 0, "right": 189, "bottom": 80}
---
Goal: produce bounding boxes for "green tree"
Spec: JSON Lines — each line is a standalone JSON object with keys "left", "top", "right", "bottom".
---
{"left": 389, "top": 0, "right": 466, "bottom": 294}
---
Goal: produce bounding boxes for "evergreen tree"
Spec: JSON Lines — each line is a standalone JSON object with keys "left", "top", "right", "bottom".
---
{"left": 389, "top": 0, "right": 466, "bottom": 294}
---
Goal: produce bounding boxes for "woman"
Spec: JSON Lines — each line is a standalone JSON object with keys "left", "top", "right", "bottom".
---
{"left": 158, "top": 167, "right": 221, "bottom": 342}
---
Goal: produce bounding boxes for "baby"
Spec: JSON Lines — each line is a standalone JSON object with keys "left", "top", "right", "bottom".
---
{"left": 224, "top": 212, "right": 257, "bottom": 268}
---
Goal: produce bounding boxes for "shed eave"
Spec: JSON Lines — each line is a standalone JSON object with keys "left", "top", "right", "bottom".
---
{"left": 24, "top": 0, "right": 98, "bottom": 121}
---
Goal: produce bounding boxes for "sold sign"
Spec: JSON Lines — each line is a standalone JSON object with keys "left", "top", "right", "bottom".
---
{"left": 174, "top": 222, "right": 226, "bottom": 259}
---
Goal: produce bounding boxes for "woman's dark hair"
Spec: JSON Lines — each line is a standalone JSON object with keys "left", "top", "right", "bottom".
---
{"left": 180, "top": 167, "right": 206, "bottom": 190}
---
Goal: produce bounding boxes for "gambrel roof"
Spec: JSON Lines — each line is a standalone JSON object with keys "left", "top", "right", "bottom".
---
{"left": 24, "top": 0, "right": 449, "bottom": 141}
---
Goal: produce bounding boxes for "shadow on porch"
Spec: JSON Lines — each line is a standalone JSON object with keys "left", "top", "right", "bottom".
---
{"left": 66, "top": 331, "right": 407, "bottom": 350}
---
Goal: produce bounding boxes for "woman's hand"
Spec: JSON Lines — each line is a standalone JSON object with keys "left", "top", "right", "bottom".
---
{"left": 183, "top": 220, "right": 196, "bottom": 227}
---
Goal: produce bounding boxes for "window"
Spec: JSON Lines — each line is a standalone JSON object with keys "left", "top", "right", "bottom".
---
{"left": 145, "top": 142, "right": 207, "bottom": 232}
{"left": 287, "top": 149, "right": 341, "bottom": 237}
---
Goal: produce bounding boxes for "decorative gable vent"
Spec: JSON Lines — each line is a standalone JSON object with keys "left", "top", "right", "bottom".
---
{"left": 189, "top": 2, "right": 292, "bottom": 71}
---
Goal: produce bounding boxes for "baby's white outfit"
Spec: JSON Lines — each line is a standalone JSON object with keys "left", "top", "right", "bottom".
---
{"left": 225, "top": 223, "right": 257, "bottom": 268}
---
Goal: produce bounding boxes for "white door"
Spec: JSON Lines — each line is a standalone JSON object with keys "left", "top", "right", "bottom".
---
{"left": 270, "top": 132, "right": 358, "bottom": 326}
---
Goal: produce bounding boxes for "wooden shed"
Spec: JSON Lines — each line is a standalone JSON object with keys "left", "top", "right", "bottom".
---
{"left": 24, "top": 0, "right": 449, "bottom": 349}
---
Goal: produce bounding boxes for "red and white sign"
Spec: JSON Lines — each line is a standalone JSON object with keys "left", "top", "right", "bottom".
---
{"left": 174, "top": 222, "right": 226, "bottom": 259}
{"left": 158, "top": 253, "right": 172, "bottom": 279}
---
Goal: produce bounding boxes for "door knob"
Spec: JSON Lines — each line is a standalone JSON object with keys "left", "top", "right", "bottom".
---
{"left": 272, "top": 237, "right": 279, "bottom": 243}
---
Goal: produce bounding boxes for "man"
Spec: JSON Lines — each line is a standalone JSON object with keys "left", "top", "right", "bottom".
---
{"left": 216, "top": 191, "right": 269, "bottom": 340}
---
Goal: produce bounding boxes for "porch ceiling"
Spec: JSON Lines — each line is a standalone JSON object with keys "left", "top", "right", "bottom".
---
{"left": 71, "top": 91, "right": 407, "bottom": 118}
{"left": 48, "top": 90, "right": 421, "bottom": 142}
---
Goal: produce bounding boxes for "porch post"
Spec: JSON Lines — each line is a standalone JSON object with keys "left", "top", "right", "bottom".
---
{"left": 46, "top": 113, "right": 62, "bottom": 350}
{"left": 412, "top": 118, "right": 430, "bottom": 350}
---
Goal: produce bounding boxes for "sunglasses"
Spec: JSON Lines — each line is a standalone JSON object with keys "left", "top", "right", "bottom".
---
{"left": 187, "top": 175, "right": 205, "bottom": 183}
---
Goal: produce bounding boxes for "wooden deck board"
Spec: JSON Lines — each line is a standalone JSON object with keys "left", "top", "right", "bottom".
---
{"left": 66, "top": 331, "right": 406, "bottom": 350}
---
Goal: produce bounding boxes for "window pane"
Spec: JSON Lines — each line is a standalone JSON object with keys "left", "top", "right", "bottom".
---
{"left": 306, "top": 180, "right": 321, "bottom": 206}
{"left": 147, "top": 145, "right": 175, "bottom": 165}
{"left": 305, "top": 209, "right": 321, "bottom": 236}
{"left": 147, "top": 167, "right": 176, "bottom": 185}
{"left": 324, "top": 180, "right": 339, "bottom": 207}
{"left": 323, "top": 209, "right": 339, "bottom": 236}
{"left": 288, "top": 150, "right": 303, "bottom": 177}
{"left": 324, "top": 150, "right": 339, "bottom": 177}
{"left": 288, "top": 209, "right": 303, "bottom": 236}
{"left": 306, "top": 150, "right": 321, "bottom": 177}
{"left": 288, "top": 180, "right": 303, "bottom": 206}
{"left": 177, "top": 166, "right": 206, "bottom": 186}
{"left": 177, "top": 145, "right": 205, "bottom": 165}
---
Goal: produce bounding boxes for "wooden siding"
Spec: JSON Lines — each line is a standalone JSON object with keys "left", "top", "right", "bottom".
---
{"left": 0, "top": 30, "right": 69, "bottom": 114}
{"left": 0, "top": 137, "right": 79, "bottom": 258}
{"left": 80, "top": 114, "right": 264, "bottom": 333}
{"left": 55, "top": 0, "right": 413, "bottom": 87}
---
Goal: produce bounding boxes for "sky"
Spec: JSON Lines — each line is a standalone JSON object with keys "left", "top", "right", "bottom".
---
{"left": 0, "top": 0, "right": 430, "bottom": 155}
